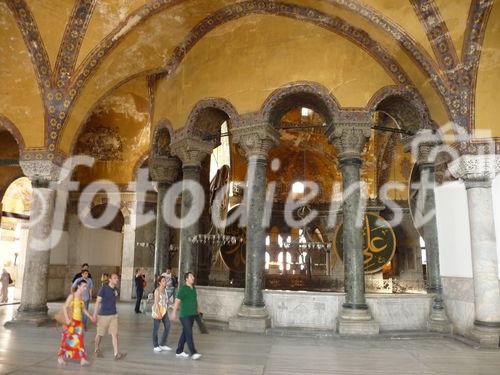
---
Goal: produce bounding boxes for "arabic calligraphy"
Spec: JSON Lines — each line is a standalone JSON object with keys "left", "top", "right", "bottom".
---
{"left": 334, "top": 213, "right": 396, "bottom": 273}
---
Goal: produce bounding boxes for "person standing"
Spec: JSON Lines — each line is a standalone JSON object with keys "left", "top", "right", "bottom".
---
{"left": 93, "top": 273, "right": 126, "bottom": 360}
{"left": 161, "top": 268, "right": 175, "bottom": 304}
{"left": 171, "top": 272, "right": 202, "bottom": 360}
{"left": 152, "top": 275, "right": 171, "bottom": 353}
{"left": 134, "top": 268, "right": 146, "bottom": 314}
{"left": 0, "top": 269, "right": 12, "bottom": 303}
{"left": 72, "top": 270, "right": 93, "bottom": 330}
{"left": 72, "top": 263, "right": 92, "bottom": 283}
{"left": 57, "top": 279, "right": 95, "bottom": 367}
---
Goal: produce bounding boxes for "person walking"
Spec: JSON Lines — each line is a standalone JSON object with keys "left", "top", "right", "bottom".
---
{"left": 57, "top": 279, "right": 95, "bottom": 367}
{"left": 171, "top": 272, "right": 202, "bottom": 360}
{"left": 72, "top": 269, "right": 93, "bottom": 330}
{"left": 92, "top": 273, "right": 126, "bottom": 360}
{"left": 72, "top": 263, "right": 92, "bottom": 283}
{"left": 152, "top": 275, "right": 172, "bottom": 353}
{"left": 134, "top": 268, "right": 146, "bottom": 314}
{"left": 0, "top": 269, "right": 12, "bottom": 303}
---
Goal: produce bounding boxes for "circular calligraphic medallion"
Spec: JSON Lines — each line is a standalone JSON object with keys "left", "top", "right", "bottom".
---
{"left": 219, "top": 206, "right": 246, "bottom": 273}
{"left": 334, "top": 212, "right": 396, "bottom": 274}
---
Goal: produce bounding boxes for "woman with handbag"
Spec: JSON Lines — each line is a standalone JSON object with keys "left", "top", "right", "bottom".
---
{"left": 152, "top": 275, "right": 171, "bottom": 353}
{"left": 57, "top": 279, "right": 96, "bottom": 366}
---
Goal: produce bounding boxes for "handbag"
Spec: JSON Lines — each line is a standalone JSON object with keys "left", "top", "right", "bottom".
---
{"left": 151, "top": 304, "right": 167, "bottom": 320}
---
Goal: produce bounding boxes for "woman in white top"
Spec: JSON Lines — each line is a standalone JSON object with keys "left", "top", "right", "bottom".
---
{"left": 152, "top": 276, "right": 171, "bottom": 353}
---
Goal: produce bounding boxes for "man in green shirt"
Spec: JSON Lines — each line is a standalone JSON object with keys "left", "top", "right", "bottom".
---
{"left": 172, "top": 272, "right": 202, "bottom": 360}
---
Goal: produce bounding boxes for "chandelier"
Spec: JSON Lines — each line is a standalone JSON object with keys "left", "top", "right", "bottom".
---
{"left": 189, "top": 232, "right": 243, "bottom": 247}
{"left": 281, "top": 206, "right": 332, "bottom": 252}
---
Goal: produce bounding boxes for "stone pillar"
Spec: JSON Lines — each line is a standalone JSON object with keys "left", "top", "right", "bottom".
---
{"left": 170, "top": 136, "right": 213, "bottom": 283}
{"left": 449, "top": 154, "right": 500, "bottom": 347}
{"left": 328, "top": 120, "right": 379, "bottom": 336}
{"left": 229, "top": 122, "right": 279, "bottom": 333}
{"left": 6, "top": 160, "right": 60, "bottom": 327}
{"left": 150, "top": 156, "right": 180, "bottom": 276}
{"left": 120, "top": 195, "right": 137, "bottom": 301}
{"left": 406, "top": 131, "right": 452, "bottom": 332}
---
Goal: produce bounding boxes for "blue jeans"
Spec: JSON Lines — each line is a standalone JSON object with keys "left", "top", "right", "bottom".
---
{"left": 153, "top": 313, "right": 170, "bottom": 348}
{"left": 176, "top": 315, "right": 197, "bottom": 355}
{"left": 83, "top": 300, "right": 90, "bottom": 329}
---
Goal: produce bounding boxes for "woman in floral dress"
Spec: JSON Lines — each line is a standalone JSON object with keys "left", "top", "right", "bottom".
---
{"left": 57, "top": 279, "right": 95, "bottom": 366}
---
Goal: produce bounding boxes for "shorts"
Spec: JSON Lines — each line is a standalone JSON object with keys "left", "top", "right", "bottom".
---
{"left": 96, "top": 314, "right": 118, "bottom": 336}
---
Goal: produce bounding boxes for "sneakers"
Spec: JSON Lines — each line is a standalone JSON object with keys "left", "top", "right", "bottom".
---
{"left": 159, "top": 346, "right": 172, "bottom": 351}
{"left": 153, "top": 347, "right": 162, "bottom": 353}
{"left": 191, "top": 353, "right": 202, "bottom": 360}
{"left": 176, "top": 352, "right": 189, "bottom": 358}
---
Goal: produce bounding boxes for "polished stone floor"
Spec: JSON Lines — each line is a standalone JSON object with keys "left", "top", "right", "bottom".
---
{"left": 1, "top": 303, "right": 500, "bottom": 374}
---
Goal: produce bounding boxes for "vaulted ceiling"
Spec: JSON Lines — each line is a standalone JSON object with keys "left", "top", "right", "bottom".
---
{"left": 0, "top": 0, "right": 498, "bottom": 169}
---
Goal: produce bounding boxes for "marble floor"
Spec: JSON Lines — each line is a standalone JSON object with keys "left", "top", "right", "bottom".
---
{"left": 1, "top": 303, "right": 500, "bottom": 375}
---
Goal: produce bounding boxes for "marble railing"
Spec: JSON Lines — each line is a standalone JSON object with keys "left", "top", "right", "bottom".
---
{"left": 197, "top": 286, "right": 433, "bottom": 331}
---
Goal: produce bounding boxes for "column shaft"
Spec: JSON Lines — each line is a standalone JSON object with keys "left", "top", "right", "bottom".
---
{"left": 419, "top": 165, "right": 444, "bottom": 308}
{"left": 466, "top": 182, "right": 500, "bottom": 325}
{"left": 154, "top": 181, "right": 171, "bottom": 276}
{"left": 340, "top": 159, "right": 367, "bottom": 309}
{"left": 178, "top": 165, "right": 201, "bottom": 282}
{"left": 18, "top": 185, "right": 56, "bottom": 315}
{"left": 243, "top": 155, "right": 268, "bottom": 308}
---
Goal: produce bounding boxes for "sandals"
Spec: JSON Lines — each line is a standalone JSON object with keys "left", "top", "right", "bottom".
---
{"left": 114, "top": 352, "right": 127, "bottom": 361}
{"left": 57, "top": 357, "right": 66, "bottom": 366}
{"left": 94, "top": 349, "right": 104, "bottom": 358}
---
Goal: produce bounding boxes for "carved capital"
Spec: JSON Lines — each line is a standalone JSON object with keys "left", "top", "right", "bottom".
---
{"left": 149, "top": 156, "right": 180, "bottom": 183}
{"left": 232, "top": 123, "right": 279, "bottom": 159}
{"left": 19, "top": 159, "right": 62, "bottom": 186}
{"left": 448, "top": 154, "right": 500, "bottom": 186}
{"left": 403, "top": 129, "right": 444, "bottom": 167}
{"left": 170, "top": 135, "right": 214, "bottom": 167}
{"left": 327, "top": 123, "right": 371, "bottom": 162}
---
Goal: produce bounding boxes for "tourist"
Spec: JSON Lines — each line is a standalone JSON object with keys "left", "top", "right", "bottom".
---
{"left": 161, "top": 268, "right": 175, "bottom": 304}
{"left": 72, "top": 269, "right": 93, "bottom": 330}
{"left": 152, "top": 275, "right": 171, "bottom": 353}
{"left": 171, "top": 272, "right": 202, "bottom": 360}
{"left": 72, "top": 263, "right": 92, "bottom": 283}
{"left": 57, "top": 279, "right": 95, "bottom": 367}
{"left": 134, "top": 268, "right": 146, "bottom": 313}
{"left": 92, "top": 273, "right": 126, "bottom": 360}
{"left": 0, "top": 268, "right": 12, "bottom": 303}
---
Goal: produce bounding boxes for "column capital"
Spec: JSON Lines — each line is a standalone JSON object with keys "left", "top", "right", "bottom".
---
{"left": 403, "top": 129, "right": 443, "bottom": 168}
{"left": 149, "top": 156, "right": 180, "bottom": 183}
{"left": 232, "top": 122, "right": 279, "bottom": 159}
{"left": 448, "top": 154, "right": 500, "bottom": 187}
{"left": 19, "top": 159, "right": 62, "bottom": 187}
{"left": 327, "top": 123, "right": 371, "bottom": 163}
{"left": 170, "top": 135, "right": 214, "bottom": 168}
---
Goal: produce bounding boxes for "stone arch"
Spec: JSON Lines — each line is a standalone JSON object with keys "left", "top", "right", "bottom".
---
{"left": 260, "top": 81, "right": 340, "bottom": 127}
{"left": 184, "top": 98, "right": 241, "bottom": 140}
{"left": 367, "top": 86, "right": 436, "bottom": 134}
{"left": 0, "top": 114, "right": 26, "bottom": 151}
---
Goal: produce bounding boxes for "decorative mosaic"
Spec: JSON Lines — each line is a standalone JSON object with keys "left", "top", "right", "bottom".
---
{"left": 74, "top": 125, "right": 123, "bottom": 161}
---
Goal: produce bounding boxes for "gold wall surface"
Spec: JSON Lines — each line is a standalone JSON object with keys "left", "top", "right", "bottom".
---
{"left": 0, "top": 3, "right": 45, "bottom": 148}
{"left": 154, "top": 14, "right": 395, "bottom": 129}
{"left": 73, "top": 77, "right": 151, "bottom": 185}
{"left": 475, "top": 0, "right": 500, "bottom": 138}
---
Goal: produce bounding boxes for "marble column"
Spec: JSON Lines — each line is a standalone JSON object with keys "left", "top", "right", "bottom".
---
{"left": 229, "top": 122, "right": 279, "bottom": 333}
{"left": 171, "top": 136, "right": 213, "bottom": 284}
{"left": 406, "top": 132, "right": 452, "bottom": 332}
{"left": 6, "top": 160, "right": 60, "bottom": 327}
{"left": 150, "top": 156, "right": 180, "bottom": 276}
{"left": 328, "top": 120, "right": 379, "bottom": 336}
{"left": 449, "top": 154, "right": 500, "bottom": 347}
{"left": 120, "top": 195, "right": 137, "bottom": 301}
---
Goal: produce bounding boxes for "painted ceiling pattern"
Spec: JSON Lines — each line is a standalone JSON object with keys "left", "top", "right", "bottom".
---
{"left": 0, "top": 0, "right": 498, "bottom": 167}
